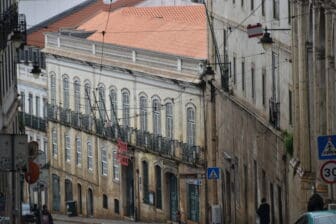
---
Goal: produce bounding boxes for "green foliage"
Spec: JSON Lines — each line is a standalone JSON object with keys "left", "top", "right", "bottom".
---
{"left": 283, "top": 131, "right": 293, "bottom": 157}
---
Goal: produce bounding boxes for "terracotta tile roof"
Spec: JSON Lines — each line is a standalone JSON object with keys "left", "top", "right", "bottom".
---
{"left": 27, "top": 0, "right": 144, "bottom": 48}
{"left": 77, "top": 5, "right": 207, "bottom": 59}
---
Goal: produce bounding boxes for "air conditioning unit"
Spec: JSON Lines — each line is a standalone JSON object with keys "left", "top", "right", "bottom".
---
{"left": 211, "top": 204, "right": 222, "bottom": 224}
{"left": 328, "top": 203, "right": 336, "bottom": 210}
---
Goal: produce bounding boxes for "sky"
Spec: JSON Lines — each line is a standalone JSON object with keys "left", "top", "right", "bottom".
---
{"left": 19, "top": 0, "right": 88, "bottom": 28}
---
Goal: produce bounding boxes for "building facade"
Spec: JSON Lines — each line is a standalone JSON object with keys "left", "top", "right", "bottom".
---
{"left": 17, "top": 46, "right": 48, "bottom": 207}
{"left": 290, "top": 0, "right": 336, "bottom": 222}
{"left": 16, "top": 0, "right": 146, "bottom": 212}
{"left": 43, "top": 5, "right": 209, "bottom": 223}
{"left": 206, "top": 0, "right": 292, "bottom": 223}
{"left": 0, "top": 0, "right": 26, "bottom": 223}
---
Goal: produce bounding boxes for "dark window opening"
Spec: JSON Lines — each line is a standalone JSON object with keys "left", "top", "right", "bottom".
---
{"left": 114, "top": 199, "right": 119, "bottom": 214}
{"left": 103, "top": 194, "right": 108, "bottom": 209}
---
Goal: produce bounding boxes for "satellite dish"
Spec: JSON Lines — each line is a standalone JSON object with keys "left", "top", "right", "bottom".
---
{"left": 28, "top": 141, "right": 39, "bottom": 160}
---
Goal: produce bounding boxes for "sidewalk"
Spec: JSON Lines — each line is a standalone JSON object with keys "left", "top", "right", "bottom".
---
{"left": 52, "top": 214, "right": 164, "bottom": 224}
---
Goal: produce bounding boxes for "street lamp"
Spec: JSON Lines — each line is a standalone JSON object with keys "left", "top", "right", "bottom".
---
{"left": 30, "top": 64, "right": 42, "bottom": 79}
{"left": 259, "top": 27, "right": 291, "bottom": 51}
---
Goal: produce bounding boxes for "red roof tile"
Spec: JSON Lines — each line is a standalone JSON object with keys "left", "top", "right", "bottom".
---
{"left": 27, "top": 0, "right": 144, "bottom": 48}
{"left": 77, "top": 5, "right": 207, "bottom": 59}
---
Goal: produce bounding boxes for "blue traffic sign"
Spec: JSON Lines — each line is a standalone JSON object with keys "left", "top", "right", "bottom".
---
{"left": 207, "top": 167, "right": 220, "bottom": 179}
{"left": 318, "top": 135, "right": 336, "bottom": 160}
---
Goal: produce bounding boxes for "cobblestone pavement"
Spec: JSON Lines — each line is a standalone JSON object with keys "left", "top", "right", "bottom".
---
{"left": 53, "top": 214, "right": 165, "bottom": 224}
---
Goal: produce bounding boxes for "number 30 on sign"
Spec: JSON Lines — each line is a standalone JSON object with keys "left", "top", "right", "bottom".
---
{"left": 320, "top": 161, "right": 336, "bottom": 184}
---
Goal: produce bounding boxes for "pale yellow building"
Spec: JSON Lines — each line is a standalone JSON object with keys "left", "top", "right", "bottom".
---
{"left": 44, "top": 5, "right": 210, "bottom": 223}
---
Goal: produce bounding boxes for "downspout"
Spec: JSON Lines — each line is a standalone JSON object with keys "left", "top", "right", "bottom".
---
{"left": 202, "top": 80, "right": 209, "bottom": 224}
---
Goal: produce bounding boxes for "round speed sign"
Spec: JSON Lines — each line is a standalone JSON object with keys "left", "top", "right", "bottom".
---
{"left": 320, "top": 161, "right": 336, "bottom": 184}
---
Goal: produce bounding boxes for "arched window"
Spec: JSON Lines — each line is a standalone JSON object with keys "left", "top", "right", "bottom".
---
{"left": 166, "top": 102, "right": 173, "bottom": 138}
{"left": 63, "top": 76, "right": 69, "bottom": 109}
{"left": 98, "top": 85, "right": 106, "bottom": 120}
{"left": 152, "top": 98, "right": 161, "bottom": 135}
{"left": 76, "top": 136, "right": 81, "bottom": 166}
{"left": 187, "top": 107, "right": 196, "bottom": 146}
{"left": 87, "top": 141, "right": 93, "bottom": 171}
{"left": 155, "top": 165, "right": 162, "bottom": 209}
{"left": 50, "top": 74, "right": 56, "bottom": 105}
{"left": 74, "top": 79, "right": 81, "bottom": 112}
{"left": 109, "top": 89, "right": 117, "bottom": 125}
{"left": 52, "top": 128, "right": 57, "bottom": 156}
{"left": 88, "top": 188, "right": 94, "bottom": 216}
{"left": 101, "top": 146, "right": 107, "bottom": 176}
{"left": 84, "top": 83, "right": 91, "bottom": 115}
{"left": 142, "top": 160, "right": 149, "bottom": 204}
{"left": 140, "top": 96, "right": 147, "bottom": 131}
{"left": 122, "top": 90, "right": 130, "bottom": 126}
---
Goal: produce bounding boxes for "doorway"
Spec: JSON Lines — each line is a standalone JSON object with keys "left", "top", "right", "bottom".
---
{"left": 166, "top": 173, "right": 178, "bottom": 221}
{"left": 123, "top": 159, "right": 134, "bottom": 218}
{"left": 87, "top": 188, "right": 93, "bottom": 216}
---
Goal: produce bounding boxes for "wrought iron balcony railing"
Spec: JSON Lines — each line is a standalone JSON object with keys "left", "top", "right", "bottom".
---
{"left": 46, "top": 104, "right": 205, "bottom": 166}
{"left": 19, "top": 111, "right": 47, "bottom": 132}
{"left": 60, "top": 107, "right": 71, "bottom": 125}
{"left": 0, "top": 4, "right": 26, "bottom": 49}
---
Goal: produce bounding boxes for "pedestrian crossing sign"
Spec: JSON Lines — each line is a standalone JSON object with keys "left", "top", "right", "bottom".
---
{"left": 318, "top": 135, "right": 336, "bottom": 160}
{"left": 207, "top": 167, "right": 220, "bottom": 180}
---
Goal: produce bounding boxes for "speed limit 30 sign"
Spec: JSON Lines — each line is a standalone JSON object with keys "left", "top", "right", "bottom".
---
{"left": 320, "top": 160, "right": 336, "bottom": 184}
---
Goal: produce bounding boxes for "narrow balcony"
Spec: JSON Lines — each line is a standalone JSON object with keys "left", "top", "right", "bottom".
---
{"left": 19, "top": 111, "right": 47, "bottom": 132}
{"left": 47, "top": 104, "right": 205, "bottom": 166}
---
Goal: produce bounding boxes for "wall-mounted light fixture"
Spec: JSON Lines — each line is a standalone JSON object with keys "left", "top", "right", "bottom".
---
{"left": 259, "top": 27, "right": 291, "bottom": 51}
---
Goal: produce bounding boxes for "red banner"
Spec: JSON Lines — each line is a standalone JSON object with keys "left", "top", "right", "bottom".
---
{"left": 117, "top": 139, "right": 128, "bottom": 166}
{"left": 117, "top": 154, "right": 129, "bottom": 166}
{"left": 117, "top": 138, "right": 128, "bottom": 153}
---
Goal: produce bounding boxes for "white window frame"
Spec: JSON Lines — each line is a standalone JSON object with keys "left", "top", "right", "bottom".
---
{"left": 63, "top": 77, "right": 69, "bottom": 109}
{"left": 109, "top": 89, "right": 118, "bottom": 125}
{"left": 98, "top": 85, "right": 106, "bottom": 120}
{"left": 35, "top": 96, "right": 40, "bottom": 117}
{"left": 50, "top": 74, "right": 56, "bottom": 105}
{"left": 28, "top": 93, "right": 33, "bottom": 114}
{"left": 74, "top": 79, "right": 81, "bottom": 112}
{"left": 166, "top": 102, "right": 173, "bottom": 139}
{"left": 273, "top": 0, "right": 279, "bottom": 20}
{"left": 112, "top": 151, "right": 120, "bottom": 180}
{"left": 65, "top": 134, "right": 71, "bottom": 162}
{"left": 84, "top": 83, "right": 91, "bottom": 115}
{"left": 122, "top": 90, "right": 130, "bottom": 126}
{"left": 187, "top": 107, "right": 196, "bottom": 146}
{"left": 101, "top": 147, "right": 108, "bottom": 176}
{"left": 76, "top": 137, "right": 81, "bottom": 166}
{"left": 153, "top": 98, "right": 161, "bottom": 136}
{"left": 140, "top": 96, "right": 148, "bottom": 131}
{"left": 87, "top": 141, "right": 93, "bottom": 171}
